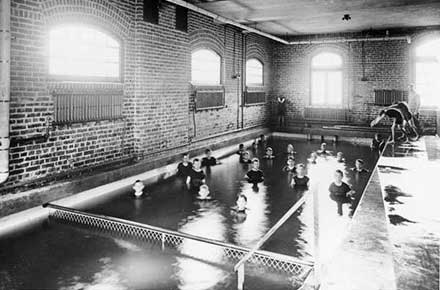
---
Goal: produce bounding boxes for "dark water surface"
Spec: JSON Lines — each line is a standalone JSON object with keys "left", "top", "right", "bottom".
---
{"left": 0, "top": 137, "right": 379, "bottom": 290}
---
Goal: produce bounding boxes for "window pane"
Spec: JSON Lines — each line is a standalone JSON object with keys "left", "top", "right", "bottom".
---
{"left": 327, "top": 71, "right": 343, "bottom": 105}
{"left": 311, "top": 71, "right": 326, "bottom": 105}
{"left": 246, "top": 58, "right": 263, "bottom": 85}
{"left": 416, "top": 61, "right": 440, "bottom": 107}
{"left": 416, "top": 39, "right": 440, "bottom": 58}
{"left": 49, "top": 25, "right": 120, "bottom": 78}
{"left": 191, "top": 49, "right": 221, "bottom": 85}
{"left": 312, "top": 52, "right": 342, "bottom": 68}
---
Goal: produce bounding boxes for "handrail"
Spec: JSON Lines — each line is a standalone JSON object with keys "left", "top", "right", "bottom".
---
{"left": 43, "top": 202, "right": 313, "bottom": 267}
{"left": 234, "top": 190, "right": 311, "bottom": 272}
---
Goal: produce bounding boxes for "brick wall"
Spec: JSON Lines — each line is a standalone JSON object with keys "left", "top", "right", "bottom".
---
{"left": 4, "top": 0, "right": 273, "bottom": 189}
{"left": 270, "top": 35, "right": 438, "bottom": 130}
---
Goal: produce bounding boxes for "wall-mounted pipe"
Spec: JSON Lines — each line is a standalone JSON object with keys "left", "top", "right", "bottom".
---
{"left": 0, "top": 0, "right": 11, "bottom": 184}
{"left": 286, "top": 35, "right": 411, "bottom": 45}
{"left": 164, "top": 0, "right": 290, "bottom": 44}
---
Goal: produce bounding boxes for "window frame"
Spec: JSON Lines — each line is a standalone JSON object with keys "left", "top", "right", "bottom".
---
{"left": 245, "top": 58, "right": 264, "bottom": 87}
{"left": 309, "top": 51, "right": 344, "bottom": 108}
{"left": 190, "top": 48, "right": 223, "bottom": 86}
{"left": 47, "top": 23, "right": 124, "bottom": 83}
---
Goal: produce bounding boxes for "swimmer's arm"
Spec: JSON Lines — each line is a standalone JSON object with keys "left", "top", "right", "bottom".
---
{"left": 186, "top": 176, "right": 191, "bottom": 185}
{"left": 370, "top": 114, "right": 384, "bottom": 127}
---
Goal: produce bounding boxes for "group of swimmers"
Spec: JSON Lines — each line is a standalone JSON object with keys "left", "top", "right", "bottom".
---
{"left": 132, "top": 134, "right": 373, "bottom": 217}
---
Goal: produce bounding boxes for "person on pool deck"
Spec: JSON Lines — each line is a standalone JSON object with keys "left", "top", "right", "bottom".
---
{"left": 370, "top": 101, "right": 419, "bottom": 143}
{"left": 196, "top": 184, "right": 212, "bottom": 200}
{"left": 240, "top": 151, "right": 252, "bottom": 164}
{"left": 290, "top": 163, "right": 310, "bottom": 188}
{"left": 408, "top": 84, "right": 421, "bottom": 118}
{"left": 245, "top": 158, "right": 264, "bottom": 184}
{"left": 236, "top": 144, "right": 245, "bottom": 156}
{"left": 282, "top": 156, "right": 296, "bottom": 174}
{"left": 263, "top": 147, "right": 276, "bottom": 159}
{"left": 277, "top": 96, "right": 287, "bottom": 128}
{"left": 371, "top": 133, "right": 386, "bottom": 152}
{"left": 177, "top": 153, "right": 193, "bottom": 179}
{"left": 336, "top": 152, "right": 345, "bottom": 163}
{"left": 186, "top": 158, "right": 206, "bottom": 192}
{"left": 231, "top": 194, "right": 248, "bottom": 213}
{"left": 201, "top": 148, "right": 218, "bottom": 167}
{"left": 308, "top": 152, "right": 318, "bottom": 164}
{"left": 329, "top": 169, "right": 354, "bottom": 216}
{"left": 132, "top": 180, "right": 145, "bottom": 198}
{"left": 286, "top": 144, "right": 296, "bottom": 156}
{"left": 251, "top": 139, "right": 258, "bottom": 153}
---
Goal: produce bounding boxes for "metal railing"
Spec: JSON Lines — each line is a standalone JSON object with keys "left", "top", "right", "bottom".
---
{"left": 44, "top": 203, "right": 313, "bottom": 279}
{"left": 234, "top": 190, "right": 318, "bottom": 290}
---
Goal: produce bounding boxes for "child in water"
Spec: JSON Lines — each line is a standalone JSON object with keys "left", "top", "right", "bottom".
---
{"left": 186, "top": 158, "right": 206, "bottom": 192}
{"left": 308, "top": 152, "right": 318, "bottom": 164}
{"left": 236, "top": 144, "right": 245, "bottom": 156}
{"left": 231, "top": 194, "right": 248, "bottom": 213}
{"left": 201, "top": 148, "right": 218, "bottom": 167}
{"left": 336, "top": 152, "right": 345, "bottom": 163}
{"left": 245, "top": 158, "right": 264, "bottom": 184}
{"left": 132, "top": 180, "right": 145, "bottom": 198}
{"left": 290, "top": 164, "right": 310, "bottom": 188}
{"left": 282, "top": 156, "right": 296, "bottom": 173}
{"left": 177, "top": 153, "right": 193, "bottom": 179}
{"left": 240, "top": 151, "right": 252, "bottom": 164}
{"left": 329, "top": 170, "right": 354, "bottom": 216}
{"left": 317, "top": 142, "right": 330, "bottom": 155}
{"left": 352, "top": 159, "right": 369, "bottom": 174}
{"left": 263, "top": 147, "right": 275, "bottom": 159}
{"left": 196, "top": 184, "right": 212, "bottom": 200}
{"left": 286, "top": 144, "right": 296, "bottom": 156}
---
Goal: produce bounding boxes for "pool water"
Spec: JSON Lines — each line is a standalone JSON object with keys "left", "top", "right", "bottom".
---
{"left": 0, "top": 136, "right": 379, "bottom": 290}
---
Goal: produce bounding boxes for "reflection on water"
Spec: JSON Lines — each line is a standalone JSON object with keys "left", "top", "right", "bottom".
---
{"left": 176, "top": 201, "right": 229, "bottom": 290}
{"left": 232, "top": 182, "right": 270, "bottom": 247}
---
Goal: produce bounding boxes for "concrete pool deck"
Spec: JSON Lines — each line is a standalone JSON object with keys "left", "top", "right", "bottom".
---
{"left": 321, "top": 136, "right": 440, "bottom": 290}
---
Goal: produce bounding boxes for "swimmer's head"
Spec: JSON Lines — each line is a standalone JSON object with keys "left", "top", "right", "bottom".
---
{"left": 334, "top": 169, "right": 344, "bottom": 182}
{"left": 296, "top": 163, "right": 306, "bottom": 175}
{"left": 336, "top": 152, "right": 344, "bottom": 161}
{"left": 355, "top": 159, "right": 364, "bottom": 170}
{"left": 374, "top": 133, "right": 381, "bottom": 140}
{"left": 251, "top": 158, "right": 260, "bottom": 169}
{"left": 287, "top": 156, "right": 295, "bottom": 166}
{"left": 242, "top": 151, "right": 250, "bottom": 160}
{"left": 287, "top": 144, "right": 294, "bottom": 153}
{"left": 310, "top": 152, "right": 318, "bottom": 160}
{"left": 236, "top": 194, "right": 247, "bottom": 210}
{"left": 320, "top": 143, "right": 327, "bottom": 150}
{"left": 193, "top": 158, "right": 201, "bottom": 169}
{"left": 205, "top": 148, "right": 212, "bottom": 157}
{"left": 182, "top": 153, "right": 190, "bottom": 163}
{"left": 266, "top": 147, "right": 273, "bottom": 155}
{"left": 132, "top": 180, "right": 145, "bottom": 196}
{"left": 259, "top": 134, "right": 265, "bottom": 141}
{"left": 239, "top": 144, "right": 244, "bottom": 150}
{"left": 198, "top": 184, "right": 210, "bottom": 198}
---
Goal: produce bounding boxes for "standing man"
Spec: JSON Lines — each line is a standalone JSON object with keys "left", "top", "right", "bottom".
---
{"left": 277, "top": 96, "right": 286, "bottom": 128}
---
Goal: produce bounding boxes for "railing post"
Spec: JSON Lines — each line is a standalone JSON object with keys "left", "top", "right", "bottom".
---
{"left": 237, "top": 264, "right": 245, "bottom": 290}
{"left": 313, "top": 186, "right": 320, "bottom": 290}
{"left": 161, "top": 233, "right": 165, "bottom": 251}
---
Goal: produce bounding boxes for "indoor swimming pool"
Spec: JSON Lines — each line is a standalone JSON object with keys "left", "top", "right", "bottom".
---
{"left": 0, "top": 136, "right": 380, "bottom": 290}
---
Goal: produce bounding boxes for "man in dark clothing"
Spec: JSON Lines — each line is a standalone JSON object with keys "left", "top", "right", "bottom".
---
{"left": 277, "top": 96, "right": 287, "bottom": 128}
{"left": 246, "top": 158, "right": 264, "bottom": 184}
{"left": 370, "top": 101, "right": 419, "bottom": 143}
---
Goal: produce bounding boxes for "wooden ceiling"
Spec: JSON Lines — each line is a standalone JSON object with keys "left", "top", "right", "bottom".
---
{"left": 187, "top": 0, "right": 440, "bottom": 35}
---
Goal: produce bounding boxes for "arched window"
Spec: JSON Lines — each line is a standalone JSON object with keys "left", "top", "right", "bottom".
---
{"left": 246, "top": 58, "right": 264, "bottom": 86}
{"left": 191, "top": 49, "right": 221, "bottom": 85}
{"left": 311, "top": 52, "right": 343, "bottom": 106}
{"left": 49, "top": 25, "right": 121, "bottom": 79}
{"left": 415, "top": 38, "right": 440, "bottom": 107}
